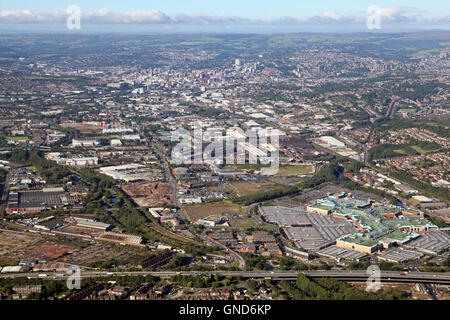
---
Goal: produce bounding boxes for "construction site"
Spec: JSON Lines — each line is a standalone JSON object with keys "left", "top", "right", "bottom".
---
{"left": 120, "top": 182, "right": 173, "bottom": 207}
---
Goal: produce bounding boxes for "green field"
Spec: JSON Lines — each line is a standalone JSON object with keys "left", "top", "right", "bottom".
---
{"left": 409, "top": 145, "right": 441, "bottom": 154}
{"left": 229, "top": 218, "right": 256, "bottom": 229}
{"left": 182, "top": 201, "right": 243, "bottom": 222}
{"left": 208, "top": 180, "right": 280, "bottom": 197}
{"left": 230, "top": 181, "right": 279, "bottom": 195}
{"left": 6, "top": 136, "right": 29, "bottom": 141}
{"left": 276, "top": 165, "right": 314, "bottom": 176}
{"left": 393, "top": 145, "right": 440, "bottom": 155}
{"left": 226, "top": 164, "right": 269, "bottom": 171}
{"left": 397, "top": 108, "right": 417, "bottom": 113}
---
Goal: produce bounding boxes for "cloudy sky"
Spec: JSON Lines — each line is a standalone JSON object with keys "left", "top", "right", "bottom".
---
{"left": 0, "top": 0, "right": 449, "bottom": 33}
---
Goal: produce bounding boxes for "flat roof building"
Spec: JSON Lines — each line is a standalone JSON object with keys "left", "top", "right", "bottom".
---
{"left": 336, "top": 236, "right": 382, "bottom": 254}
{"left": 72, "top": 138, "right": 100, "bottom": 147}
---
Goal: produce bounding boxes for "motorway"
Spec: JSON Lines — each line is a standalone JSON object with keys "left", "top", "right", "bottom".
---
{"left": 1, "top": 270, "right": 449, "bottom": 284}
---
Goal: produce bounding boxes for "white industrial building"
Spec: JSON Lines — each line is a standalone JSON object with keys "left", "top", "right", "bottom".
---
{"left": 72, "top": 138, "right": 100, "bottom": 147}
{"left": 99, "top": 163, "right": 149, "bottom": 182}
{"left": 179, "top": 197, "right": 203, "bottom": 204}
{"left": 110, "top": 139, "right": 122, "bottom": 146}
{"left": 318, "top": 136, "right": 346, "bottom": 149}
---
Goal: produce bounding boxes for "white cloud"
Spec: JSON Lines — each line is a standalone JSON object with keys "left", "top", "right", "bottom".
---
{"left": 320, "top": 11, "right": 341, "bottom": 20}
{"left": 0, "top": 7, "right": 448, "bottom": 30}
{"left": 0, "top": 9, "right": 64, "bottom": 23}
{"left": 83, "top": 9, "right": 169, "bottom": 24}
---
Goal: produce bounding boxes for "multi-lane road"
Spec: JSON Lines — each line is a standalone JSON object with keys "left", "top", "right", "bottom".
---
{"left": 2, "top": 270, "right": 449, "bottom": 284}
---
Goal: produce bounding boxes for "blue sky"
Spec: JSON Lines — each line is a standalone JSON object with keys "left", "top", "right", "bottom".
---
{"left": 0, "top": 0, "right": 449, "bottom": 33}
{"left": 1, "top": 0, "right": 448, "bottom": 18}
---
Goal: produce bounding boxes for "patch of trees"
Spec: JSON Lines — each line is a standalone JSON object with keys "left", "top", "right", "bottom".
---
{"left": 270, "top": 274, "right": 410, "bottom": 300}
{"left": 232, "top": 185, "right": 299, "bottom": 205}
{"left": 426, "top": 215, "right": 448, "bottom": 229}
{"left": 343, "top": 160, "right": 364, "bottom": 173}
{"left": 298, "top": 163, "right": 342, "bottom": 189}
{"left": 367, "top": 140, "right": 441, "bottom": 162}
{"left": 346, "top": 260, "right": 404, "bottom": 271}
{"left": 1, "top": 150, "right": 73, "bottom": 184}
{"left": 183, "top": 243, "right": 218, "bottom": 256}
{"left": 390, "top": 170, "right": 450, "bottom": 202}
{"left": 243, "top": 253, "right": 268, "bottom": 271}
{"left": 368, "top": 144, "right": 409, "bottom": 161}
{"left": 0, "top": 277, "right": 69, "bottom": 300}
{"left": 372, "top": 119, "right": 450, "bottom": 138}
{"left": 278, "top": 256, "right": 309, "bottom": 271}
{"left": 84, "top": 275, "right": 160, "bottom": 288}
{"left": 343, "top": 109, "right": 370, "bottom": 121}
{"left": 163, "top": 255, "right": 191, "bottom": 269}
{"left": 169, "top": 274, "right": 237, "bottom": 289}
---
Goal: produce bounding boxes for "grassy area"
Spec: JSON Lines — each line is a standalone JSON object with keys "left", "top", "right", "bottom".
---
{"left": 409, "top": 145, "right": 441, "bottom": 154}
{"left": 393, "top": 149, "right": 407, "bottom": 155}
{"left": 229, "top": 217, "right": 256, "bottom": 229}
{"left": 208, "top": 180, "right": 280, "bottom": 197}
{"left": 370, "top": 143, "right": 441, "bottom": 160}
{"left": 24, "top": 76, "right": 77, "bottom": 81}
{"left": 1, "top": 221, "right": 27, "bottom": 229}
{"left": 276, "top": 165, "right": 314, "bottom": 176}
{"left": 182, "top": 201, "right": 243, "bottom": 222}
{"left": 230, "top": 181, "right": 262, "bottom": 194}
{"left": 256, "top": 225, "right": 277, "bottom": 232}
{"left": 397, "top": 108, "right": 417, "bottom": 113}
{"left": 226, "top": 164, "right": 269, "bottom": 171}
{"left": 231, "top": 180, "right": 279, "bottom": 195}
{"left": 5, "top": 136, "right": 29, "bottom": 141}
